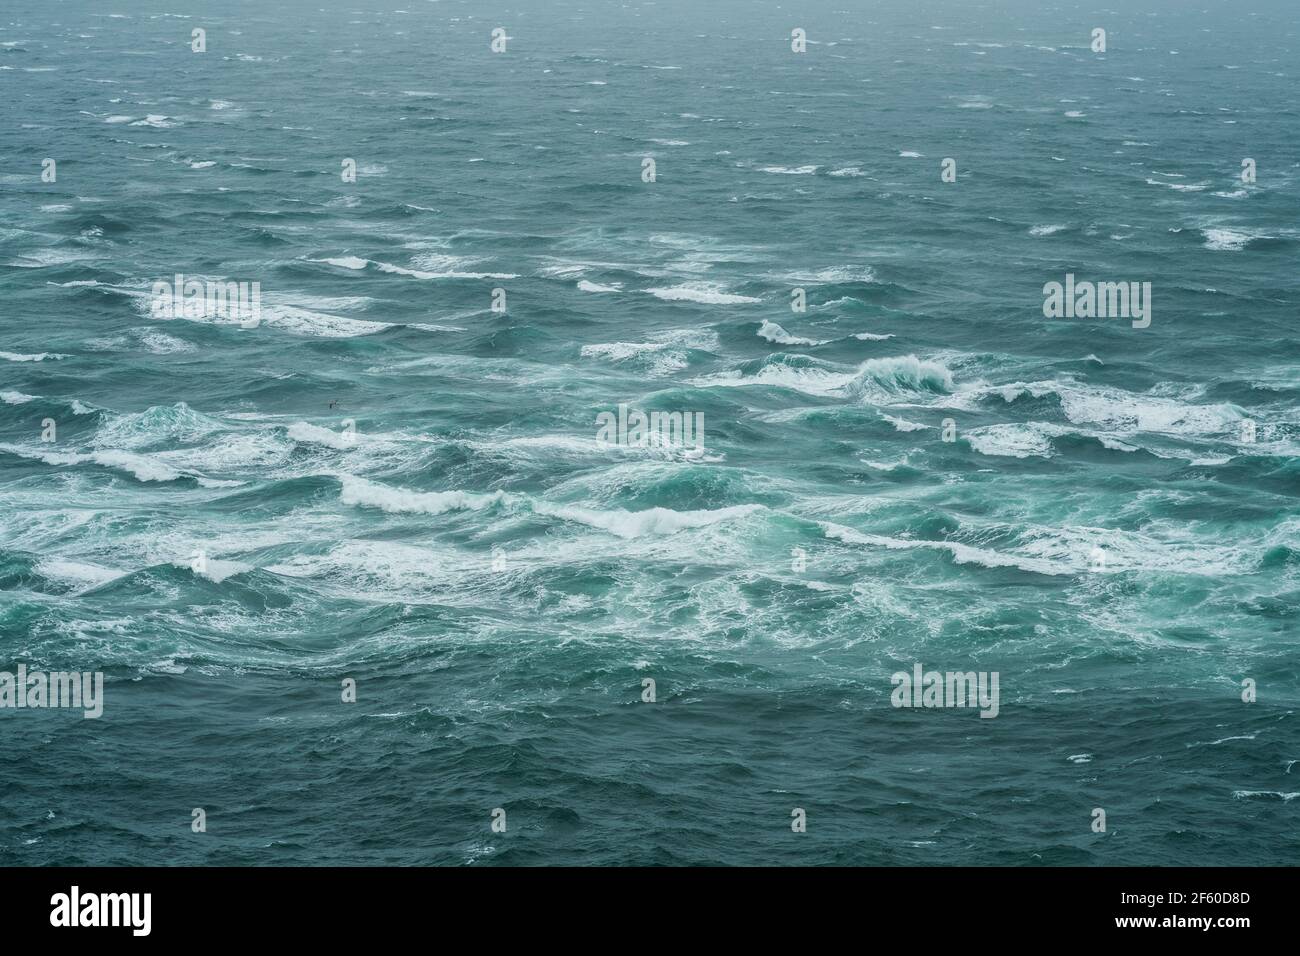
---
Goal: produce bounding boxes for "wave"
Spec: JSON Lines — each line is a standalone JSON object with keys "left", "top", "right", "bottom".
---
{"left": 781, "top": 266, "right": 877, "bottom": 285}
{"left": 0, "top": 442, "right": 240, "bottom": 488}
{"left": 581, "top": 329, "right": 717, "bottom": 375}
{"left": 1, "top": 350, "right": 66, "bottom": 362}
{"left": 965, "top": 422, "right": 1062, "bottom": 458}
{"left": 337, "top": 475, "right": 761, "bottom": 538}
{"left": 881, "top": 413, "right": 927, "bottom": 432}
{"left": 410, "top": 253, "right": 518, "bottom": 279}
{"left": 822, "top": 521, "right": 1065, "bottom": 576}
{"left": 91, "top": 402, "right": 225, "bottom": 450}
{"left": 312, "top": 256, "right": 368, "bottom": 270}
{"left": 757, "top": 320, "right": 828, "bottom": 346}
{"left": 951, "top": 380, "right": 1244, "bottom": 441}
{"left": 691, "top": 353, "right": 854, "bottom": 396}
{"left": 167, "top": 300, "right": 390, "bottom": 338}
{"left": 692, "top": 353, "right": 955, "bottom": 401}
{"left": 644, "top": 284, "right": 761, "bottom": 305}
{"left": 823, "top": 520, "right": 1250, "bottom": 578}
{"left": 1232, "top": 791, "right": 1299, "bottom": 802}
{"left": 35, "top": 557, "right": 128, "bottom": 591}
{"left": 286, "top": 421, "right": 358, "bottom": 450}
{"left": 339, "top": 474, "right": 509, "bottom": 515}
{"left": 844, "top": 355, "right": 955, "bottom": 400}
{"left": 1201, "top": 227, "right": 1260, "bottom": 251}
{"left": 581, "top": 341, "right": 686, "bottom": 375}
{"left": 531, "top": 500, "right": 762, "bottom": 538}
{"left": 171, "top": 557, "right": 253, "bottom": 583}
{"left": 1146, "top": 178, "right": 1211, "bottom": 192}
{"left": 311, "top": 255, "right": 518, "bottom": 280}
{"left": 75, "top": 277, "right": 391, "bottom": 338}
{"left": 408, "top": 323, "right": 466, "bottom": 333}
{"left": 3, "top": 394, "right": 99, "bottom": 416}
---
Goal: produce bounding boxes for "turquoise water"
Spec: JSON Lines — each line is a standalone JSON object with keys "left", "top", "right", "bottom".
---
{"left": 2, "top": 0, "right": 1298, "bottom": 865}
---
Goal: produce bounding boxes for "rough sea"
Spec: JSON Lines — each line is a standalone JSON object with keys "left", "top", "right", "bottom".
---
{"left": 2, "top": 0, "right": 1297, "bottom": 866}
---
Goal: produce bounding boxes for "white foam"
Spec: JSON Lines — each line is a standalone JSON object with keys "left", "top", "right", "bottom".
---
{"left": 644, "top": 284, "right": 761, "bottom": 305}
{"left": 532, "top": 501, "right": 763, "bottom": 539}
{"left": 579, "top": 333, "right": 706, "bottom": 375}
{"left": 845, "top": 355, "right": 956, "bottom": 400}
{"left": 881, "top": 413, "right": 927, "bottom": 432}
{"left": 287, "top": 421, "right": 359, "bottom": 450}
{"left": 693, "top": 358, "right": 852, "bottom": 396}
{"left": 1201, "top": 227, "right": 1258, "bottom": 251}
{"left": 0, "top": 353, "right": 65, "bottom": 364}
{"left": 757, "top": 320, "right": 827, "bottom": 346}
{"left": 822, "top": 522, "right": 1064, "bottom": 576}
{"left": 314, "top": 256, "right": 370, "bottom": 270}
{"left": 783, "top": 266, "right": 877, "bottom": 284}
{"left": 1055, "top": 384, "right": 1242, "bottom": 437}
{"left": 137, "top": 283, "right": 390, "bottom": 338}
{"left": 137, "top": 330, "right": 197, "bottom": 353}
{"left": 965, "top": 422, "right": 1060, "bottom": 458}
{"left": 36, "top": 558, "right": 127, "bottom": 589}
{"left": 954, "top": 380, "right": 1244, "bottom": 441}
{"left": 338, "top": 475, "right": 761, "bottom": 539}
{"left": 1232, "top": 791, "right": 1299, "bottom": 802}
{"left": 0, "top": 443, "right": 237, "bottom": 487}
{"left": 339, "top": 474, "right": 508, "bottom": 515}
{"left": 409, "top": 253, "right": 518, "bottom": 279}
{"left": 1146, "top": 177, "right": 1210, "bottom": 191}
{"left": 170, "top": 557, "right": 251, "bottom": 583}
{"left": 581, "top": 342, "right": 671, "bottom": 361}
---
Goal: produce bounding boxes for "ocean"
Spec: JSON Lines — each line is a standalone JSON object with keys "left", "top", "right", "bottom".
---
{"left": 1, "top": 0, "right": 1297, "bottom": 866}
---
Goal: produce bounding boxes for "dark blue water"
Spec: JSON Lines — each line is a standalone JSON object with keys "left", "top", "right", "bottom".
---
{"left": 2, "top": 0, "right": 1297, "bottom": 865}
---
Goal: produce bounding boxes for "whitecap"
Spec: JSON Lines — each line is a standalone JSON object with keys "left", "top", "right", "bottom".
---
{"left": 757, "top": 319, "right": 827, "bottom": 346}
{"left": 644, "top": 284, "right": 761, "bottom": 305}
{"left": 1, "top": 350, "right": 66, "bottom": 362}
